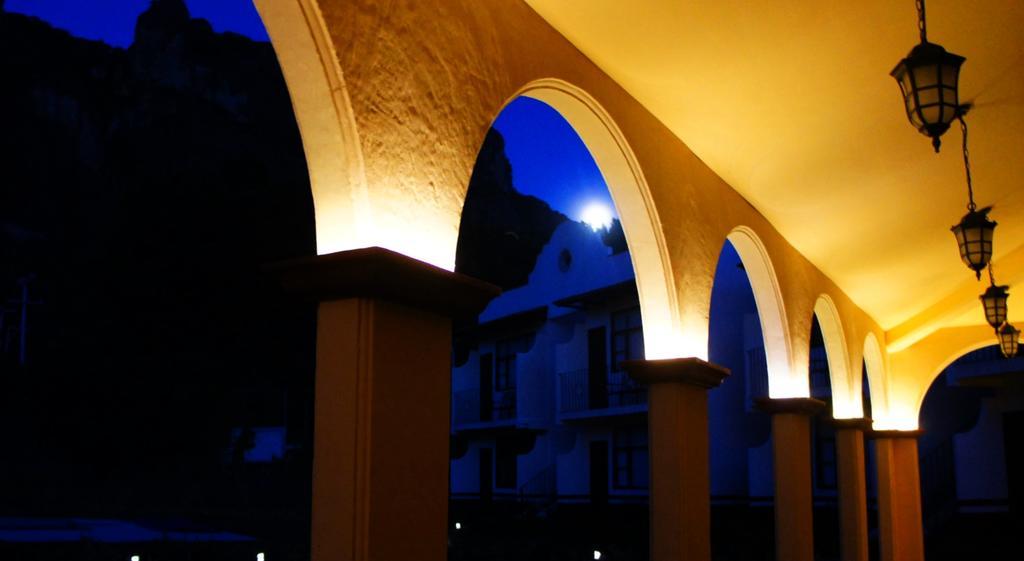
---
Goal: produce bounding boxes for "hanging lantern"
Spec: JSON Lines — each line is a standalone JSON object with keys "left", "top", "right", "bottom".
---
{"left": 951, "top": 206, "right": 996, "bottom": 279}
{"left": 997, "top": 323, "right": 1019, "bottom": 358}
{"left": 980, "top": 283, "right": 1010, "bottom": 329}
{"left": 891, "top": 0, "right": 966, "bottom": 152}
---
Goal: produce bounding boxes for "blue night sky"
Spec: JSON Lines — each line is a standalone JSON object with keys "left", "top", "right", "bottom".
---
{"left": 4, "top": 0, "right": 269, "bottom": 47}
{"left": 5, "top": 1, "right": 615, "bottom": 222}
{"left": 493, "top": 97, "right": 615, "bottom": 222}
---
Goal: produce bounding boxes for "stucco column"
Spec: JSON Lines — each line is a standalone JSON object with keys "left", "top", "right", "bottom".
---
{"left": 871, "top": 430, "right": 925, "bottom": 561}
{"left": 831, "top": 418, "right": 871, "bottom": 561}
{"left": 623, "top": 357, "right": 730, "bottom": 561}
{"left": 756, "top": 397, "right": 827, "bottom": 561}
{"left": 269, "top": 247, "right": 499, "bottom": 561}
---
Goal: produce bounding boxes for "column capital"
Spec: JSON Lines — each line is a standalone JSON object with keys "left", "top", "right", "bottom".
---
{"left": 868, "top": 429, "right": 924, "bottom": 440}
{"left": 266, "top": 246, "right": 500, "bottom": 319}
{"left": 623, "top": 357, "right": 730, "bottom": 388}
{"left": 755, "top": 397, "right": 827, "bottom": 416}
{"left": 828, "top": 417, "right": 873, "bottom": 431}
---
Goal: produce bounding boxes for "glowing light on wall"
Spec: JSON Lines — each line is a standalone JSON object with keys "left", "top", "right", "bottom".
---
{"left": 768, "top": 373, "right": 811, "bottom": 399}
{"left": 872, "top": 414, "right": 919, "bottom": 432}
{"left": 357, "top": 209, "right": 458, "bottom": 270}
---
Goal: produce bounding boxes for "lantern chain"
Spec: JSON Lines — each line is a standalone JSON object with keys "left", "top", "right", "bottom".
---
{"left": 916, "top": 0, "right": 928, "bottom": 43}
{"left": 988, "top": 262, "right": 996, "bottom": 287}
{"left": 959, "top": 115, "right": 976, "bottom": 212}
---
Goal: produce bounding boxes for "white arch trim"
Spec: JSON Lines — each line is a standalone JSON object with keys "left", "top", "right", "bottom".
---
{"left": 910, "top": 334, "right": 1019, "bottom": 427}
{"left": 814, "top": 295, "right": 859, "bottom": 418}
{"left": 514, "top": 79, "right": 684, "bottom": 359}
{"left": 862, "top": 332, "right": 895, "bottom": 428}
{"left": 727, "top": 226, "right": 803, "bottom": 397}
{"left": 252, "top": 0, "right": 372, "bottom": 255}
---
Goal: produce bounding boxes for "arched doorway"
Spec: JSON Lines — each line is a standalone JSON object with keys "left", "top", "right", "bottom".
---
{"left": 449, "top": 90, "right": 656, "bottom": 560}
{"left": 916, "top": 344, "right": 1023, "bottom": 561}
{"left": 707, "top": 238, "right": 776, "bottom": 558}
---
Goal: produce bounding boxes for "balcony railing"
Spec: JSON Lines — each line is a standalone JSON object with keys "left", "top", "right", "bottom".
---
{"left": 559, "top": 369, "right": 646, "bottom": 414}
{"left": 452, "top": 387, "right": 517, "bottom": 426}
{"left": 746, "top": 348, "right": 769, "bottom": 406}
{"left": 518, "top": 464, "right": 556, "bottom": 503}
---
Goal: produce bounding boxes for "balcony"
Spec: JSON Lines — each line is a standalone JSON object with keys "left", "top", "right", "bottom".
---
{"left": 452, "top": 383, "right": 549, "bottom": 435}
{"left": 946, "top": 345, "right": 1024, "bottom": 386}
{"left": 558, "top": 369, "right": 647, "bottom": 424}
{"left": 453, "top": 387, "right": 516, "bottom": 425}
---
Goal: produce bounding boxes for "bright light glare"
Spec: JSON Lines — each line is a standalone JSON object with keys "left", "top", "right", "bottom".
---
{"left": 257, "top": 553, "right": 265, "bottom": 561}
{"left": 130, "top": 556, "right": 140, "bottom": 561}
{"left": 454, "top": 522, "right": 462, "bottom": 530}
{"left": 580, "top": 203, "right": 613, "bottom": 231}
{"left": 593, "top": 550, "right": 602, "bottom": 560}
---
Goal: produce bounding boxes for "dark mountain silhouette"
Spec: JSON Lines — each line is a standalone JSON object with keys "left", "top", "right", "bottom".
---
{"left": 0, "top": 0, "right": 316, "bottom": 521}
{"left": 456, "top": 129, "right": 568, "bottom": 289}
{"left": 0, "top": 0, "right": 569, "bottom": 525}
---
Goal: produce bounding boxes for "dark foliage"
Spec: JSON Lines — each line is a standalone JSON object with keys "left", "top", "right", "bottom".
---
{"left": 0, "top": 1, "right": 315, "bottom": 523}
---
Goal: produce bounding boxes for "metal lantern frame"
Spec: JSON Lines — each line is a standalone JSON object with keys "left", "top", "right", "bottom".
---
{"left": 980, "top": 283, "right": 1010, "bottom": 330}
{"left": 952, "top": 205, "right": 996, "bottom": 280}
{"left": 890, "top": 0, "right": 966, "bottom": 152}
{"left": 997, "top": 323, "right": 1020, "bottom": 358}
{"left": 891, "top": 42, "right": 965, "bottom": 152}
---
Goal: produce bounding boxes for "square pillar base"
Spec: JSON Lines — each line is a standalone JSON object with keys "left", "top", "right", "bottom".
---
{"left": 624, "top": 357, "right": 729, "bottom": 561}
{"left": 269, "top": 247, "right": 499, "bottom": 561}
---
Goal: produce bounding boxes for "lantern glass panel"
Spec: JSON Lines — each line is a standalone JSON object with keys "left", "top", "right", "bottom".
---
{"left": 914, "top": 64, "right": 939, "bottom": 91}
{"left": 999, "top": 325, "right": 1019, "bottom": 358}
{"left": 941, "top": 65, "right": 958, "bottom": 86}
{"left": 981, "top": 286, "right": 1009, "bottom": 329}
{"left": 900, "top": 72, "right": 913, "bottom": 96}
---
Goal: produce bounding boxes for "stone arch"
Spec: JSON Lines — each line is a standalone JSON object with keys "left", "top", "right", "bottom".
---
{"left": 862, "top": 331, "right": 892, "bottom": 426}
{"left": 725, "top": 226, "right": 802, "bottom": 397}
{"left": 813, "top": 294, "right": 860, "bottom": 418}
{"left": 252, "top": 0, "right": 371, "bottom": 255}
{"left": 909, "top": 330, "right": 1017, "bottom": 426}
{"left": 484, "top": 78, "right": 681, "bottom": 360}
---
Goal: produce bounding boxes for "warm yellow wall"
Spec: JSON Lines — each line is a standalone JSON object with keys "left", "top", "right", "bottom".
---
{"left": 255, "top": 0, "right": 886, "bottom": 417}
{"left": 887, "top": 324, "right": 1014, "bottom": 430}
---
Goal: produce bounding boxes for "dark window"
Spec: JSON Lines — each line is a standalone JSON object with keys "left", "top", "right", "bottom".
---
{"left": 588, "top": 326, "right": 609, "bottom": 409}
{"left": 479, "top": 353, "right": 494, "bottom": 421}
{"left": 590, "top": 440, "right": 609, "bottom": 503}
{"left": 814, "top": 424, "right": 837, "bottom": 490}
{"left": 495, "top": 338, "right": 522, "bottom": 391}
{"left": 611, "top": 307, "right": 644, "bottom": 372}
{"left": 613, "top": 428, "right": 649, "bottom": 490}
{"left": 495, "top": 442, "right": 517, "bottom": 489}
{"left": 480, "top": 447, "right": 493, "bottom": 499}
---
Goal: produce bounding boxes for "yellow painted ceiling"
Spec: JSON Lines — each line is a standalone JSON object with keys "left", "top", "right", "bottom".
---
{"left": 525, "top": 0, "right": 1024, "bottom": 333}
